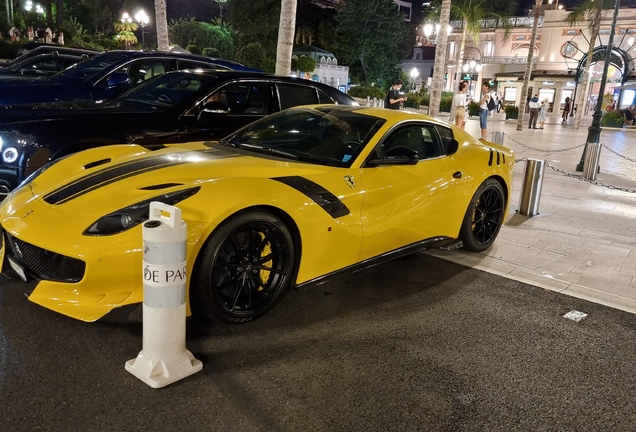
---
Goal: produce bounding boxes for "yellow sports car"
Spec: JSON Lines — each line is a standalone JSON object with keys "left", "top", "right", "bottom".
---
{"left": 0, "top": 106, "right": 514, "bottom": 323}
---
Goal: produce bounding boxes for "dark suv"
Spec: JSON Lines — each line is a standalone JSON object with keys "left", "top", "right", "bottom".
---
{"left": 0, "top": 70, "right": 357, "bottom": 196}
{"left": 0, "top": 50, "right": 260, "bottom": 106}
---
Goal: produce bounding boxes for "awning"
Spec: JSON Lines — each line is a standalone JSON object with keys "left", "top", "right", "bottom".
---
{"left": 615, "top": 84, "right": 636, "bottom": 90}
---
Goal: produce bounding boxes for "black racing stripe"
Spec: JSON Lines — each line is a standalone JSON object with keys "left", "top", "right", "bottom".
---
{"left": 273, "top": 176, "right": 350, "bottom": 218}
{"left": 488, "top": 149, "right": 493, "bottom": 166}
{"left": 44, "top": 147, "right": 233, "bottom": 205}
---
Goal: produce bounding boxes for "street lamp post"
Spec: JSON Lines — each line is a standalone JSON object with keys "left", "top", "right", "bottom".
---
{"left": 121, "top": 12, "right": 133, "bottom": 50}
{"left": 462, "top": 59, "right": 482, "bottom": 97}
{"left": 135, "top": 10, "right": 149, "bottom": 50}
{"left": 576, "top": 0, "right": 621, "bottom": 171}
{"left": 410, "top": 67, "right": 419, "bottom": 92}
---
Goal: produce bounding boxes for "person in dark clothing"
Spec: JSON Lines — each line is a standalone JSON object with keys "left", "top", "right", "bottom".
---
{"left": 385, "top": 79, "right": 406, "bottom": 109}
{"left": 562, "top": 97, "right": 571, "bottom": 123}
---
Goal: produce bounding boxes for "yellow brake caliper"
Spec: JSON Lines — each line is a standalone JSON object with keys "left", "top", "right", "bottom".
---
{"left": 258, "top": 232, "right": 273, "bottom": 291}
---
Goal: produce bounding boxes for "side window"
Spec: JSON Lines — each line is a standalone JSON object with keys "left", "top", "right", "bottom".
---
{"left": 111, "top": 59, "right": 169, "bottom": 85}
{"left": 317, "top": 90, "right": 334, "bottom": 104}
{"left": 23, "top": 58, "right": 65, "bottom": 74}
{"left": 378, "top": 125, "right": 445, "bottom": 161}
{"left": 435, "top": 125, "right": 458, "bottom": 155}
{"left": 277, "top": 83, "right": 319, "bottom": 110}
{"left": 204, "top": 82, "right": 269, "bottom": 115}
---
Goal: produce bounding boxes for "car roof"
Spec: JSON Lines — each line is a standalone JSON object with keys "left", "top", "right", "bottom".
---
{"left": 100, "top": 50, "right": 259, "bottom": 70}
{"left": 154, "top": 69, "right": 351, "bottom": 93}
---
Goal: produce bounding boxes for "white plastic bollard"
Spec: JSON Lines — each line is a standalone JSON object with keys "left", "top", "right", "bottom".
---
{"left": 365, "top": 96, "right": 371, "bottom": 107}
{"left": 125, "top": 201, "right": 202, "bottom": 388}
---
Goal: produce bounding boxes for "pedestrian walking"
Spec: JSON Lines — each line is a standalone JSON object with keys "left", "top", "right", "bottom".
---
{"left": 562, "top": 97, "right": 571, "bottom": 123}
{"left": 528, "top": 93, "right": 540, "bottom": 129}
{"left": 452, "top": 82, "right": 468, "bottom": 129}
{"left": 538, "top": 98, "right": 549, "bottom": 129}
{"left": 384, "top": 79, "right": 406, "bottom": 110}
{"left": 478, "top": 83, "right": 492, "bottom": 140}
{"left": 57, "top": 31, "right": 64, "bottom": 45}
{"left": 45, "top": 26, "right": 52, "bottom": 43}
{"left": 27, "top": 26, "right": 34, "bottom": 41}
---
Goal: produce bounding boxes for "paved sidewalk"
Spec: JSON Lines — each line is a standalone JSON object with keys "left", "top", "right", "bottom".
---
{"left": 424, "top": 110, "right": 636, "bottom": 315}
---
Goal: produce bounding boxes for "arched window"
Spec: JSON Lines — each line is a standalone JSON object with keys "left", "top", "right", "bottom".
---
{"left": 320, "top": 56, "right": 327, "bottom": 64}
{"left": 332, "top": 58, "right": 337, "bottom": 65}
{"left": 326, "top": 57, "right": 332, "bottom": 64}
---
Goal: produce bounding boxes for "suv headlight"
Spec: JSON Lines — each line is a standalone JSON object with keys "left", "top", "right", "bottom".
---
{"left": 83, "top": 187, "right": 200, "bottom": 236}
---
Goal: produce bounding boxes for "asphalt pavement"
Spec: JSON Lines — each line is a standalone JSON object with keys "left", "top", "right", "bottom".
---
{"left": 2, "top": 253, "right": 636, "bottom": 431}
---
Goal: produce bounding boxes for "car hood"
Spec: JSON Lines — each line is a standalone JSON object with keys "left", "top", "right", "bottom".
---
{"left": 0, "top": 100, "right": 160, "bottom": 123}
{"left": 22, "top": 141, "right": 335, "bottom": 217}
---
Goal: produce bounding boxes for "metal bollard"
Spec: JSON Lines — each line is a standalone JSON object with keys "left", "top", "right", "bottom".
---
{"left": 365, "top": 96, "right": 371, "bottom": 107}
{"left": 491, "top": 131, "right": 505, "bottom": 145}
{"left": 518, "top": 158, "right": 546, "bottom": 217}
{"left": 125, "top": 202, "right": 202, "bottom": 388}
{"left": 582, "top": 142, "right": 602, "bottom": 181}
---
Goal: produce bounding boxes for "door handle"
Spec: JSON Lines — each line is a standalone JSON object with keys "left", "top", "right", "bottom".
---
{"left": 453, "top": 171, "right": 462, "bottom": 178}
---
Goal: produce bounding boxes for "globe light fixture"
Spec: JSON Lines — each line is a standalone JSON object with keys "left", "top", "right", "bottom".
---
{"left": 135, "top": 10, "right": 150, "bottom": 50}
{"left": 422, "top": 22, "right": 452, "bottom": 45}
{"left": 121, "top": 12, "right": 132, "bottom": 24}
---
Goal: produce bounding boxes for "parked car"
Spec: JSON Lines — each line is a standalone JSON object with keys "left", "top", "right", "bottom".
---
{"left": 0, "top": 70, "right": 357, "bottom": 195}
{"left": 0, "top": 45, "right": 102, "bottom": 67}
{"left": 0, "top": 52, "right": 88, "bottom": 78}
{"left": 0, "top": 50, "right": 261, "bottom": 106}
{"left": 16, "top": 41, "right": 62, "bottom": 57}
{"left": 0, "top": 106, "right": 514, "bottom": 323}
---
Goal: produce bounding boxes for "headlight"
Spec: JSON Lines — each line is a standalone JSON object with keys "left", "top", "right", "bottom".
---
{"left": 83, "top": 187, "right": 201, "bottom": 236}
{"left": 3, "top": 147, "right": 18, "bottom": 163}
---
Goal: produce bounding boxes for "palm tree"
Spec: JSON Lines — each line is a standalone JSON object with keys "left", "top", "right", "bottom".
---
{"left": 275, "top": 0, "right": 298, "bottom": 76}
{"left": 564, "top": 0, "right": 614, "bottom": 129}
{"left": 155, "top": 0, "right": 170, "bottom": 51}
{"left": 429, "top": 0, "right": 451, "bottom": 118}
{"left": 516, "top": 0, "right": 542, "bottom": 131}
{"left": 449, "top": 0, "right": 516, "bottom": 97}
{"left": 114, "top": 20, "right": 139, "bottom": 50}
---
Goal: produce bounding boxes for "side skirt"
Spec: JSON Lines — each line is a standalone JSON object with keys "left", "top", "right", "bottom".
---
{"left": 296, "top": 236, "right": 462, "bottom": 290}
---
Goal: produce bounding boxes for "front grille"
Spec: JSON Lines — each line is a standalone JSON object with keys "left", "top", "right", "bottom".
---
{"left": 5, "top": 232, "right": 85, "bottom": 283}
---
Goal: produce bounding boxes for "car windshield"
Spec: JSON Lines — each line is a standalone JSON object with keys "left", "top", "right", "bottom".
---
{"left": 120, "top": 73, "right": 217, "bottom": 107}
{"left": 50, "top": 53, "right": 127, "bottom": 81}
{"left": 224, "top": 107, "right": 385, "bottom": 168}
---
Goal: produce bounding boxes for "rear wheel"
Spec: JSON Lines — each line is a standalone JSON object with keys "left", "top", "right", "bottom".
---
{"left": 459, "top": 178, "right": 505, "bottom": 252}
{"left": 193, "top": 210, "right": 296, "bottom": 324}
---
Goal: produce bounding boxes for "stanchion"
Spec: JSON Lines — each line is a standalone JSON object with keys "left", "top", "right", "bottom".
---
{"left": 491, "top": 131, "right": 505, "bottom": 145}
{"left": 125, "top": 202, "right": 202, "bottom": 388}
{"left": 518, "top": 158, "right": 546, "bottom": 217}
{"left": 365, "top": 96, "right": 371, "bottom": 107}
{"left": 582, "top": 142, "right": 602, "bottom": 181}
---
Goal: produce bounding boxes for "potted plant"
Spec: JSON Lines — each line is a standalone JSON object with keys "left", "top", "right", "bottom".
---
{"left": 601, "top": 110, "right": 625, "bottom": 127}
{"left": 404, "top": 93, "right": 421, "bottom": 109}
{"left": 468, "top": 101, "right": 480, "bottom": 117}
{"left": 504, "top": 105, "right": 519, "bottom": 120}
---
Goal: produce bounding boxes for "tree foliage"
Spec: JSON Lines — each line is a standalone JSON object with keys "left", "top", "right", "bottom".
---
{"left": 227, "top": 0, "right": 280, "bottom": 56}
{"left": 169, "top": 18, "right": 235, "bottom": 60}
{"left": 336, "top": 0, "right": 409, "bottom": 84}
{"left": 291, "top": 55, "right": 316, "bottom": 72}
{"left": 236, "top": 42, "right": 266, "bottom": 69}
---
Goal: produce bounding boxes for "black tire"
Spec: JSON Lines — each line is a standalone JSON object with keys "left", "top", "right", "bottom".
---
{"left": 192, "top": 210, "right": 296, "bottom": 324}
{"left": 459, "top": 178, "right": 505, "bottom": 252}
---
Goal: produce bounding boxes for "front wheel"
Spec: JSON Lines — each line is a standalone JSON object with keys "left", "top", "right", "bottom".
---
{"left": 459, "top": 178, "right": 505, "bottom": 252}
{"left": 192, "top": 210, "right": 297, "bottom": 324}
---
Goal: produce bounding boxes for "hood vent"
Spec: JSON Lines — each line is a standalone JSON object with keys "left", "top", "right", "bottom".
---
{"left": 83, "top": 158, "right": 112, "bottom": 170}
{"left": 139, "top": 183, "right": 185, "bottom": 190}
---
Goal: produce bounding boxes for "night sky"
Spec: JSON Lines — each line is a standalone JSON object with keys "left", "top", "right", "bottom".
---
{"left": 517, "top": 0, "right": 636, "bottom": 14}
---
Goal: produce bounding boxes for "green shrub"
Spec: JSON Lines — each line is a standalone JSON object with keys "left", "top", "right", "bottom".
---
{"left": 468, "top": 101, "right": 480, "bottom": 117}
{"left": 440, "top": 91, "right": 453, "bottom": 113}
{"left": 601, "top": 110, "right": 625, "bottom": 127}
{"left": 348, "top": 85, "right": 385, "bottom": 100}
{"left": 236, "top": 42, "right": 266, "bottom": 69}
{"left": 186, "top": 44, "right": 201, "bottom": 54}
{"left": 261, "top": 58, "right": 276, "bottom": 74}
{"left": 420, "top": 93, "right": 430, "bottom": 107}
{"left": 202, "top": 47, "right": 220, "bottom": 57}
{"left": 169, "top": 18, "right": 235, "bottom": 60}
{"left": 504, "top": 105, "right": 519, "bottom": 119}
{"left": 0, "top": 40, "right": 21, "bottom": 60}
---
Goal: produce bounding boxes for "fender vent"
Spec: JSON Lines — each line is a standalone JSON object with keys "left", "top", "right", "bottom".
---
{"left": 139, "top": 183, "right": 185, "bottom": 190}
{"left": 83, "top": 158, "right": 111, "bottom": 170}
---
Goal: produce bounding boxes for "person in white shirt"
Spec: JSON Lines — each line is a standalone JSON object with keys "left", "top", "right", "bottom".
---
{"left": 45, "top": 26, "right": 52, "bottom": 43}
{"left": 452, "top": 82, "right": 468, "bottom": 129}
{"left": 478, "top": 84, "right": 491, "bottom": 140}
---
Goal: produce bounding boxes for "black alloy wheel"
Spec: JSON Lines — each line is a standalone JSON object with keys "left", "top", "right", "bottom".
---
{"left": 459, "top": 178, "right": 505, "bottom": 252}
{"left": 193, "top": 210, "right": 296, "bottom": 324}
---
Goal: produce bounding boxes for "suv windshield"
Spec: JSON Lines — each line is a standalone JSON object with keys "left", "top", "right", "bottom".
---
{"left": 224, "top": 107, "right": 385, "bottom": 168}
{"left": 50, "top": 53, "right": 127, "bottom": 82}
{"left": 121, "top": 72, "right": 218, "bottom": 107}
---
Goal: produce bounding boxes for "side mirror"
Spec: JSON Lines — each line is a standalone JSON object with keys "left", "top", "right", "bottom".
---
{"left": 368, "top": 145, "right": 419, "bottom": 166}
{"left": 106, "top": 72, "right": 132, "bottom": 89}
{"left": 197, "top": 101, "right": 229, "bottom": 123}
